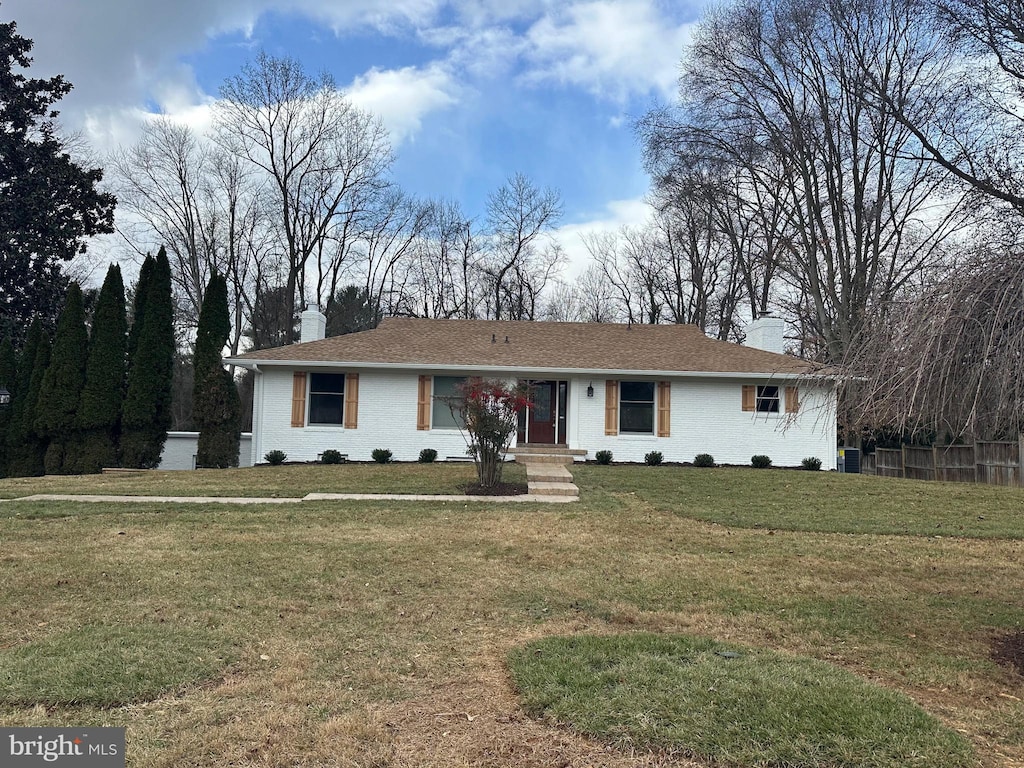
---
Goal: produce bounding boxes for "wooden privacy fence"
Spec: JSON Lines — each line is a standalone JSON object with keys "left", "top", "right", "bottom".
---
{"left": 864, "top": 437, "right": 1024, "bottom": 487}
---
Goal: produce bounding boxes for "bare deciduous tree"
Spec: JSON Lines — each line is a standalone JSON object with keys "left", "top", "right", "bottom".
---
{"left": 844, "top": 229, "right": 1024, "bottom": 441}
{"left": 643, "top": 0, "right": 969, "bottom": 362}
{"left": 482, "top": 173, "right": 564, "bottom": 320}
{"left": 213, "top": 52, "right": 393, "bottom": 340}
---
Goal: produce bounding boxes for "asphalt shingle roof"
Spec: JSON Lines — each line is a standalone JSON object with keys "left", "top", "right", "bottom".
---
{"left": 229, "top": 318, "right": 819, "bottom": 376}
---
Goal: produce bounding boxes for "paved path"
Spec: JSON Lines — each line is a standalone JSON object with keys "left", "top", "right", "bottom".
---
{"left": 3, "top": 492, "right": 577, "bottom": 505}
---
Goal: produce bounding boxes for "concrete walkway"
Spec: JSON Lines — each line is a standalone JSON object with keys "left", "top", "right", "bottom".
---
{"left": 4, "top": 491, "right": 577, "bottom": 505}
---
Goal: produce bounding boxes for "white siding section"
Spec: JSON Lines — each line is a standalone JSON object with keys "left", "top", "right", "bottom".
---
{"left": 254, "top": 368, "right": 474, "bottom": 463}
{"left": 249, "top": 368, "right": 836, "bottom": 467}
{"left": 571, "top": 376, "right": 836, "bottom": 467}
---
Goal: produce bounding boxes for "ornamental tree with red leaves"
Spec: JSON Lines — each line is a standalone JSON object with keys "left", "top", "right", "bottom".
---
{"left": 451, "top": 377, "right": 531, "bottom": 488}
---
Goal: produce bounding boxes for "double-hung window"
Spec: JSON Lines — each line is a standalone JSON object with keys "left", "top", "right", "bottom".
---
{"left": 308, "top": 373, "right": 346, "bottom": 425}
{"left": 619, "top": 381, "right": 655, "bottom": 434}
{"left": 755, "top": 385, "right": 780, "bottom": 414}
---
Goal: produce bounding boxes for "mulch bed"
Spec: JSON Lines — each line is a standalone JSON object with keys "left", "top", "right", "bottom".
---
{"left": 991, "top": 629, "right": 1024, "bottom": 676}
{"left": 463, "top": 482, "right": 529, "bottom": 496}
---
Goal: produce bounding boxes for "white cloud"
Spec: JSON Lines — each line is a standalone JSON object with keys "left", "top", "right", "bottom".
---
{"left": 522, "top": 0, "right": 693, "bottom": 101}
{"left": 345, "top": 63, "right": 460, "bottom": 144}
{"left": 554, "top": 197, "right": 654, "bottom": 277}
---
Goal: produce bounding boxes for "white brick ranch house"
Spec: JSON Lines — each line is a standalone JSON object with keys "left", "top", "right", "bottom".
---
{"left": 225, "top": 310, "right": 837, "bottom": 467}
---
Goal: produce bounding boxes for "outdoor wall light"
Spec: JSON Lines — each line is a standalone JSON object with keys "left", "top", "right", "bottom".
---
{"left": 0, "top": 387, "right": 10, "bottom": 407}
{"left": 587, "top": 382, "right": 594, "bottom": 398}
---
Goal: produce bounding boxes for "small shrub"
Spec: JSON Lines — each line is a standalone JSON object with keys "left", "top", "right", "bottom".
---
{"left": 644, "top": 451, "right": 664, "bottom": 466}
{"left": 372, "top": 448, "right": 393, "bottom": 464}
{"left": 594, "top": 450, "right": 613, "bottom": 465}
{"left": 693, "top": 453, "right": 716, "bottom": 468}
{"left": 320, "top": 449, "right": 344, "bottom": 465}
{"left": 801, "top": 456, "right": 822, "bottom": 471}
{"left": 263, "top": 449, "right": 287, "bottom": 466}
{"left": 751, "top": 454, "right": 772, "bottom": 469}
{"left": 418, "top": 448, "right": 438, "bottom": 463}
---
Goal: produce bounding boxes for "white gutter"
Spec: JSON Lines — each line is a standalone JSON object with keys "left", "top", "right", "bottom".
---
{"left": 222, "top": 357, "right": 829, "bottom": 381}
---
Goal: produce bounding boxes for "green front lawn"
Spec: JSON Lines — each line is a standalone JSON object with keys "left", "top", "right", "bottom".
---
{"left": 0, "top": 461, "right": 525, "bottom": 499}
{"left": 0, "top": 464, "right": 1020, "bottom": 766}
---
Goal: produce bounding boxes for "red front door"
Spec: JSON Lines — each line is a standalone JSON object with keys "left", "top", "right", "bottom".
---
{"left": 526, "top": 380, "right": 557, "bottom": 444}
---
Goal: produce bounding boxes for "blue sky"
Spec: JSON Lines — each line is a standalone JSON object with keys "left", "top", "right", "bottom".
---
{"left": 5, "top": 0, "right": 701, "bottom": 273}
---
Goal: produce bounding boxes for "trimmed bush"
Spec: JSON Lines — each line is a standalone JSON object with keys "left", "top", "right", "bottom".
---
{"left": 693, "top": 453, "right": 716, "bottom": 468}
{"left": 263, "top": 449, "right": 286, "bottom": 465}
{"left": 594, "top": 449, "right": 613, "bottom": 465}
{"left": 645, "top": 451, "right": 664, "bottom": 466}
{"left": 801, "top": 456, "right": 823, "bottom": 471}
{"left": 751, "top": 454, "right": 772, "bottom": 469}
{"left": 321, "top": 449, "right": 344, "bottom": 465}
{"left": 418, "top": 448, "right": 438, "bottom": 463}
{"left": 372, "top": 448, "right": 393, "bottom": 464}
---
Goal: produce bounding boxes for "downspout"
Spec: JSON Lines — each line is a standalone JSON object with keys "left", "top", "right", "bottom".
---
{"left": 251, "top": 363, "right": 263, "bottom": 466}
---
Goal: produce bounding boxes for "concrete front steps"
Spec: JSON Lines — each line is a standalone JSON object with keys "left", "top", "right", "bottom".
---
{"left": 519, "top": 449, "right": 581, "bottom": 497}
{"left": 511, "top": 446, "right": 588, "bottom": 466}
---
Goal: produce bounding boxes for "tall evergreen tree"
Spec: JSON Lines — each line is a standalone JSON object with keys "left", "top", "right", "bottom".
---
{"left": 193, "top": 272, "right": 241, "bottom": 468}
{"left": 127, "top": 254, "right": 154, "bottom": 362}
{"left": 74, "top": 264, "right": 127, "bottom": 473}
{"left": 35, "top": 282, "right": 88, "bottom": 473}
{"left": 7, "top": 321, "right": 49, "bottom": 476}
{"left": 121, "top": 247, "right": 174, "bottom": 468}
{"left": 0, "top": 336, "right": 16, "bottom": 476}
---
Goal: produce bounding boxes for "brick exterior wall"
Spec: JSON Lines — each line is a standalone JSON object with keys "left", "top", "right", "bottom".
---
{"left": 247, "top": 367, "right": 837, "bottom": 468}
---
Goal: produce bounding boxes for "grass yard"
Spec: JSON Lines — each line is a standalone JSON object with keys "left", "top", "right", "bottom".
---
{"left": 0, "top": 461, "right": 524, "bottom": 499}
{"left": 0, "top": 465, "right": 1022, "bottom": 767}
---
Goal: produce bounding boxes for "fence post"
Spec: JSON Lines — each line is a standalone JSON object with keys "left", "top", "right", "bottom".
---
{"left": 1019, "top": 434, "right": 1024, "bottom": 488}
{"left": 901, "top": 444, "right": 908, "bottom": 479}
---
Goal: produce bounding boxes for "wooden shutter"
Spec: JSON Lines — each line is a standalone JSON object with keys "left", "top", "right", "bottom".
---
{"left": 291, "top": 372, "right": 307, "bottom": 427}
{"left": 605, "top": 380, "right": 619, "bottom": 436}
{"left": 657, "top": 381, "right": 671, "bottom": 437}
{"left": 344, "top": 373, "right": 359, "bottom": 429}
{"left": 785, "top": 386, "right": 800, "bottom": 414}
{"left": 742, "top": 384, "right": 755, "bottom": 412}
{"left": 417, "top": 375, "right": 431, "bottom": 430}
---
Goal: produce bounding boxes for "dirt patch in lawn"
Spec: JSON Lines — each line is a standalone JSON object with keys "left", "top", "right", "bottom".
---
{"left": 377, "top": 639, "right": 701, "bottom": 768}
{"left": 463, "top": 482, "right": 529, "bottom": 496}
{"left": 991, "top": 629, "right": 1024, "bottom": 676}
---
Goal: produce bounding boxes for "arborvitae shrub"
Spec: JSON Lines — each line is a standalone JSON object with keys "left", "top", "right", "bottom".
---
{"left": 644, "top": 451, "right": 664, "bottom": 466}
{"left": 121, "top": 249, "right": 174, "bottom": 468}
{"left": 751, "top": 454, "right": 773, "bottom": 469}
{"left": 372, "top": 448, "right": 393, "bottom": 464}
{"left": 76, "top": 264, "right": 127, "bottom": 474}
{"left": 693, "top": 453, "right": 716, "bottom": 468}
{"left": 36, "top": 283, "right": 88, "bottom": 474}
{"left": 418, "top": 448, "right": 437, "bottom": 463}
